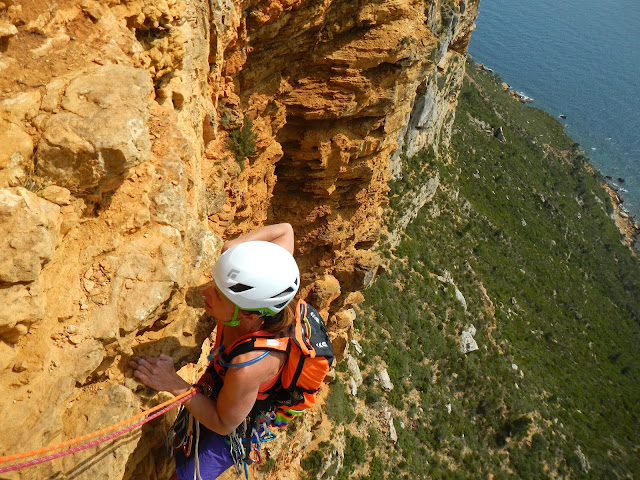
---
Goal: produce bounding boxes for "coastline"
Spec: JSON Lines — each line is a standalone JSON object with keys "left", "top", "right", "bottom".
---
{"left": 468, "top": 0, "right": 640, "bottom": 234}
{"left": 603, "top": 183, "right": 640, "bottom": 256}
{"left": 473, "top": 58, "right": 639, "bottom": 258}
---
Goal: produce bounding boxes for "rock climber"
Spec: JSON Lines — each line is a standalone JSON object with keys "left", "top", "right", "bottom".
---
{"left": 129, "top": 223, "right": 300, "bottom": 479}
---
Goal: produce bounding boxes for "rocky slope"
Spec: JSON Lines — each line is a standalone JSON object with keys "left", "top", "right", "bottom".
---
{"left": 0, "top": 1, "right": 479, "bottom": 478}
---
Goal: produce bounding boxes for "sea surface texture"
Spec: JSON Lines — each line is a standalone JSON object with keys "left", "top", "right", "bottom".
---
{"left": 469, "top": 0, "right": 640, "bottom": 218}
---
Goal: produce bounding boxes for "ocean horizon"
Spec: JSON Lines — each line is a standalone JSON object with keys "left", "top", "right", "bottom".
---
{"left": 468, "top": 0, "right": 640, "bottom": 221}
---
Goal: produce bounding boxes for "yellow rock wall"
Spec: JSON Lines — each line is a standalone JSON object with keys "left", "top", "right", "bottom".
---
{"left": 0, "top": 0, "right": 478, "bottom": 478}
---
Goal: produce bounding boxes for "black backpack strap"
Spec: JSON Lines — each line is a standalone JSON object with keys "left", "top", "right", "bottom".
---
{"left": 299, "top": 300, "right": 308, "bottom": 322}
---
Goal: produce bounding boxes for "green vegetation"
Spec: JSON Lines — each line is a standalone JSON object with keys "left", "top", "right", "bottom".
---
{"left": 227, "top": 114, "right": 257, "bottom": 170}
{"left": 325, "top": 378, "right": 356, "bottom": 424}
{"left": 310, "top": 59, "right": 640, "bottom": 479}
{"left": 18, "top": 160, "right": 47, "bottom": 193}
{"left": 301, "top": 449, "right": 325, "bottom": 479}
{"left": 258, "top": 456, "right": 276, "bottom": 473}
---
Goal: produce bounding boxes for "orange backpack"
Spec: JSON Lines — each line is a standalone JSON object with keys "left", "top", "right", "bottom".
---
{"left": 220, "top": 299, "right": 334, "bottom": 427}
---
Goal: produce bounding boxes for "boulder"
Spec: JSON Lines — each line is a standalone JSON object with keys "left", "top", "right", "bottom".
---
{"left": 349, "top": 376, "right": 358, "bottom": 396}
{"left": 329, "top": 331, "right": 348, "bottom": 362}
{"left": 0, "top": 375, "right": 75, "bottom": 460}
{"left": 437, "top": 269, "right": 467, "bottom": 312}
{"left": 0, "top": 90, "right": 41, "bottom": 122}
{"left": 61, "top": 385, "right": 140, "bottom": 477}
{"left": 119, "top": 280, "right": 176, "bottom": 333}
{"left": 350, "top": 338, "right": 364, "bottom": 356}
{"left": 0, "top": 340, "right": 17, "bottom": 372}
{"left": 151, "top": 163, "right": 187, "bottom": 231}
{"left": 85, "top": 305, "right": 119, "bottom": 345}
{"left": 60, "top": 339, "right": 105, "bottom": 384}
{"left": 90, "top": 227, "right": 185, "bottom": 335}
{"left": 0, "top": 23, "right": 18, "bottom": 38}
{"left": 39, "top": 185, "right": 72, "bottom": 205}
{"left": 454, "top": 287, "right": 468, "bottom": 312}
{"left": 0, "top": 187, "right": 61, "bottom": 283}
{"left": 307, "top": 274, "right": 341, "bottom": 312}
{"left": 347, "top": 355, "right": 363, "bottom": 386}
{"left": 0, "top": 22, "right": 17, "bottom": 49}
{"left": 36, "top": 64, "right": 153, "bottom": 196}
{"left": 0, "top": 282, "right": 45, "bottom": 342}
{"left": 343, "top": 290, "right": 365, "bottom": 307}
{"left": 575, "top": 446, "right": 590, "bottom": 473}
{"left": 0, "top": 120, "right": 34, "bottom": 175}
{"left": 334, "top": 308, "right": 356, "bottom": 329}
{"left": 384, "top": 406, "right": 398, "bottom": 442}
{"left": 354, "top": 250, "right": 382, "bottom": 289}
{"left": 378, "top": 368, "right": 394, "bottom": 391}
{"left": 460, "top": 325, "right": 479, "bottom": 354}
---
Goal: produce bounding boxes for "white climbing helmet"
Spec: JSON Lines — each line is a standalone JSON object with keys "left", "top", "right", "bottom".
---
{"left": 212, "top": 241, "right": 300, "bottom": 316}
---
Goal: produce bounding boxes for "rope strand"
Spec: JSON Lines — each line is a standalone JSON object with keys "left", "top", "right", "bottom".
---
{"left": 0, "top": 388, "right": 198, "bottom": 471}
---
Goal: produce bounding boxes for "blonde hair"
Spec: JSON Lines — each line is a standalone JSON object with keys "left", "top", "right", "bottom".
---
{"left": 260, "top": 302, "right": 296, "bottom": 335}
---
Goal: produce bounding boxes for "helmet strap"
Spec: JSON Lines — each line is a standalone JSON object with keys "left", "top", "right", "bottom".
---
{"left": 221, "top": 304, "right": 242, "bottom": 327}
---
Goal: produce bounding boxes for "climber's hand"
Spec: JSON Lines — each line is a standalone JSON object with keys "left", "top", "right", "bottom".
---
{"left": 129, "top": 354, "right": 191, "bottom": 395}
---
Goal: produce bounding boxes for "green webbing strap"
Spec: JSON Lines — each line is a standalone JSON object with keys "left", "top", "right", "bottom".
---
{"left": 222, "top": 304, "right": 241, "bottom": 327}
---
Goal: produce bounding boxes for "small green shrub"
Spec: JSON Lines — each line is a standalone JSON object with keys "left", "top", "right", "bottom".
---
{"left": 325, "top": 379, "right": 356, "bottom": 423}
{"left": 301, "top": 450, "right": 325, "bottom": 478}
{"left": 219, "top": 109, "right": 232, "bottom": 128}
{"left": 18, "top": 160, "right": 47, "bottom": 193}
{"left": 367, "top": 426, "right": 380, "bottom": 449}
{"left": 258, "top": 457, "right": 276, "bottom": 473}
{"left": 363, "top": 385, "right": 382, "bottom": 406}
{"left": 227, "top": 115, "right": 257, "bottom": 170}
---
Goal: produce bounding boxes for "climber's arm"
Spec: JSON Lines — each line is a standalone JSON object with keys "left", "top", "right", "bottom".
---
{"left": 221, "top": 222, "right": 294, "bottom": 255}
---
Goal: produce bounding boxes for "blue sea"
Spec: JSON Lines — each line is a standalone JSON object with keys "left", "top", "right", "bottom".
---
{"left": 469, "top": 0, "right": 640, "bottom": 220}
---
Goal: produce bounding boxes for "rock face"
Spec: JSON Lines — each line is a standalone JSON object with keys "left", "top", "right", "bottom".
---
{"left": 0, "top": 0, "right": 479, "bottom": 479}
{"left": 36, "top": 64, "right": 153, "bottom": 198}
{"left": 0, "top": 187, "right": 61, "bottom": 284}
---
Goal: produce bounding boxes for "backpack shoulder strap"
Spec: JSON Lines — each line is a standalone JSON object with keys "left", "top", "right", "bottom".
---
{"left": 224, "top": 331, "right": 290, "bottom": 362}
{"left": 292, "top": 299, "right": 315, "bottom": 357}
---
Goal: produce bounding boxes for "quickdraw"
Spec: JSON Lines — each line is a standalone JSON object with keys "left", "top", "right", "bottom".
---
{"left": 166, "top": 406, "right": 194, "bottom": 458}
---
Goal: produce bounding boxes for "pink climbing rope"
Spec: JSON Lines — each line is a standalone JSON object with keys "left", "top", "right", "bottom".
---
{"left": 0, "top": 389, "right": 197, "bottom": 474}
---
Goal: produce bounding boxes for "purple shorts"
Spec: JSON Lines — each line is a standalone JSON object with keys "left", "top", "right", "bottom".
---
{"left": 175, "top": 427, "right": 234, "bottom": 480}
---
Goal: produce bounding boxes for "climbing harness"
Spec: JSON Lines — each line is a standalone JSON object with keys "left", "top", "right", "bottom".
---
{"left": 171, "top": 348, "right": 277, "bottom": 479}
{"left": 0, "top": 388, "right": 198, "bottom": 474}
{"left": 172, "top": 409, "right": 277, "bottom": 480}
{"left": 229, "top": 412, "right": 277, "bottom": 478}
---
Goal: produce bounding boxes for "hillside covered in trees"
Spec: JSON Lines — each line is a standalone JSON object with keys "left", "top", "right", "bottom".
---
{"left": 300, "top": 60, "right": 640, "bottom": 480}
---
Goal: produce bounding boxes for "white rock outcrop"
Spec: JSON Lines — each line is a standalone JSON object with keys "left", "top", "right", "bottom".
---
{"left": 347, "top": 355, "right": 363, "bottom": 387}
{"left": 384, "top": 405, "right": 398, "bottom": 442}
{"left": 379, "top": 368, "right": 394, "bottom": 391}
{"left": 460, "top": 324, "right": 479, "bottom": 353}
{"left": 437, "top": 269, "right": 468, "bottom": 312}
